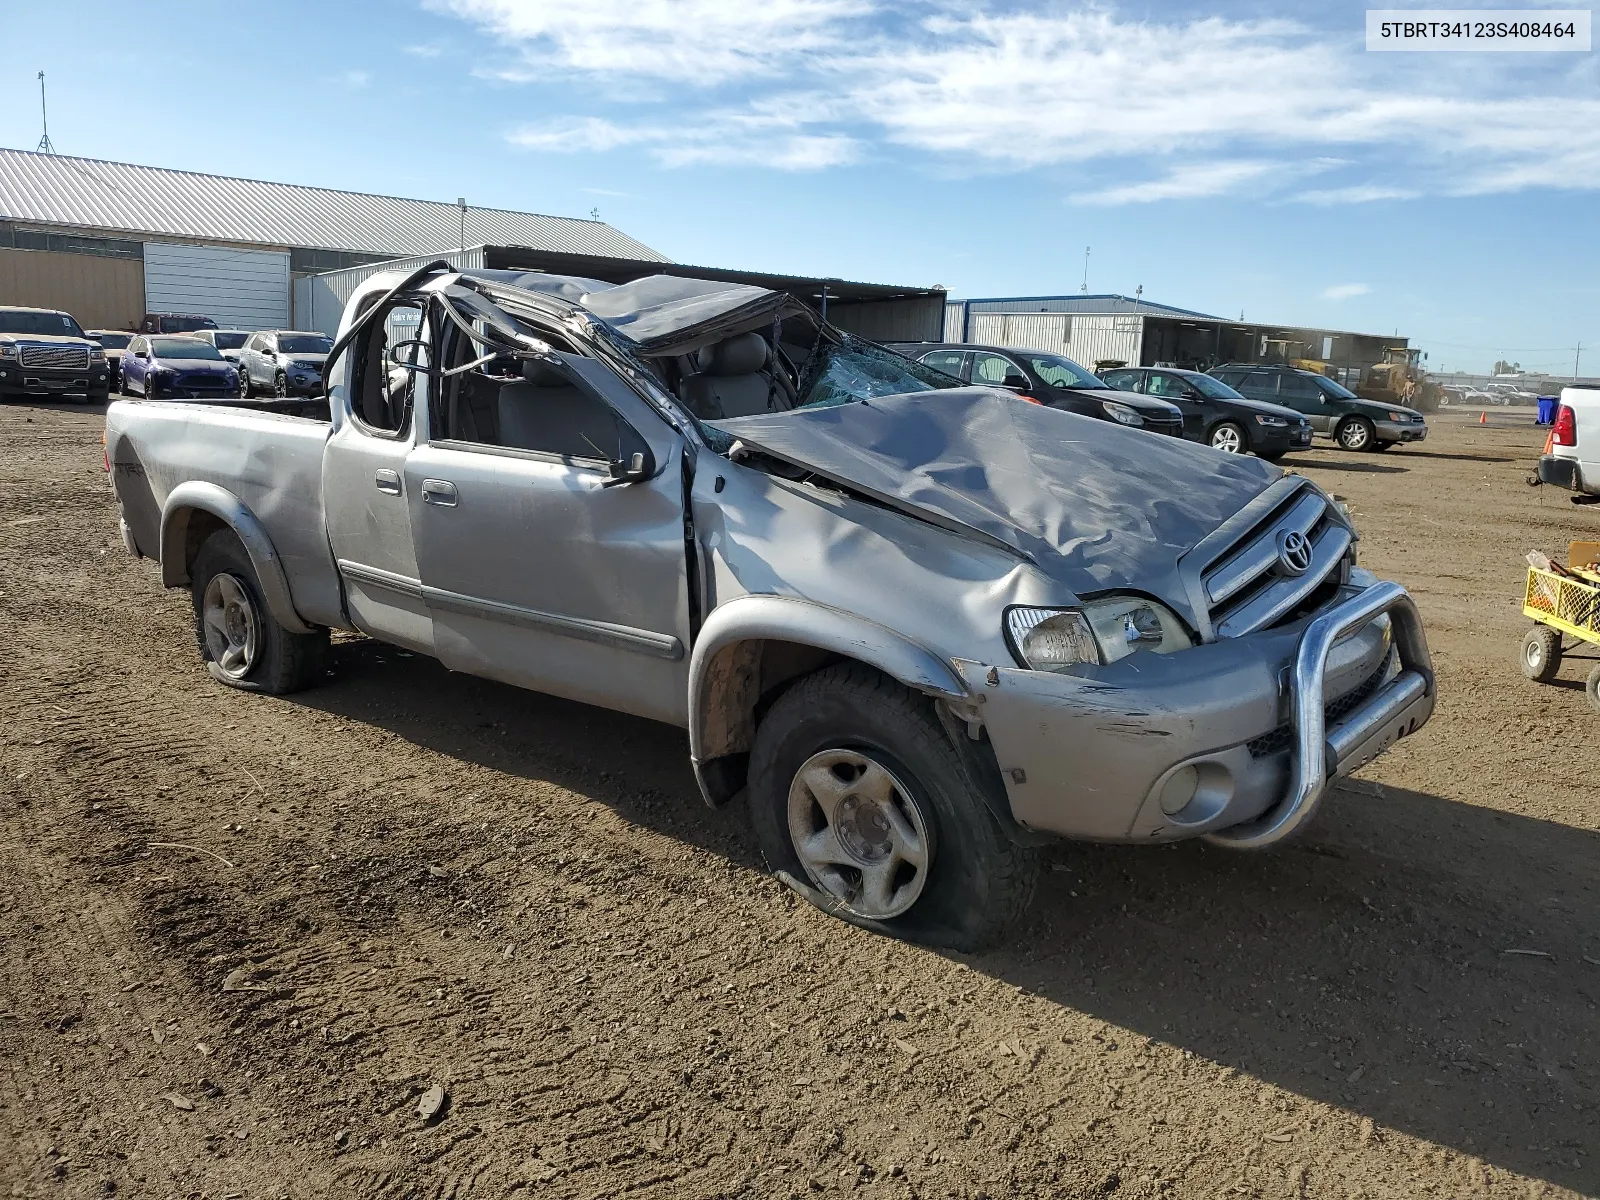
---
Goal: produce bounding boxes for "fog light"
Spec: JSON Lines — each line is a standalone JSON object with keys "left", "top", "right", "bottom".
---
{"left": 1159, "top": 766, "right": 1199, "bottom": 816}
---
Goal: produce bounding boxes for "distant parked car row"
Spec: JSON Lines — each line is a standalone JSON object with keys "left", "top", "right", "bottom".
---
{"left": 113, "top": 329, "right": 332, "bottom": 400}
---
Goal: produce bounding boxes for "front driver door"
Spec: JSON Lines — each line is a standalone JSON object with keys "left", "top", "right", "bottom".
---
{"left": 1146, "top": 370, "right": 1205, "bottom": 439}
{"left": 321, "top": 294, "right": 436, "bottom": 654}
{"left": 1278, "top": 372, "right": 1333, "bottom": 432}
{"left": 406, "top": 349, "right": 692, "bottom": 727}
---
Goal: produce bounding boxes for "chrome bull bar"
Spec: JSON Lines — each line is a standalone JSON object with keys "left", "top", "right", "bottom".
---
{"left": 1205, "top": 581, "right": 1435, "bottom": 849}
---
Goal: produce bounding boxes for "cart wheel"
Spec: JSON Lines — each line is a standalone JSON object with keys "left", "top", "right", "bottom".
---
{"left": 1587, "top": 664, "right": 1600, "bottom": 715}
{"left": 1520, "top": 626, "right": 1562, "bottom": 682}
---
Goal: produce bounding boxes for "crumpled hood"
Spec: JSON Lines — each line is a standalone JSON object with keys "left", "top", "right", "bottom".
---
{"left": 712, "top": 388, "right": 1280, "bottom": 614}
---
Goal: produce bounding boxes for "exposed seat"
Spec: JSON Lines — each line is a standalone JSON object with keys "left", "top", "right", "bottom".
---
{"left": 679, "top": 333, "right": 776, "bottom": 420}
{"left": 496, "top": 361, "right": 616, "bottom": 459}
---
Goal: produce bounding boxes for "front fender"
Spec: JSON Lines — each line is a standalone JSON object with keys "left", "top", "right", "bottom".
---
{"left": 160, "top": 481, "right": 316, "bottom": 635}
{"left": 687, "top": 594, "right": 969, "bottom": 804}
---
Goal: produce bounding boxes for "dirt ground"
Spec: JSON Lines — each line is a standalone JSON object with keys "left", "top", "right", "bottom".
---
{"left": 1, "top": 401, "right": 1596, "bottom": 1200}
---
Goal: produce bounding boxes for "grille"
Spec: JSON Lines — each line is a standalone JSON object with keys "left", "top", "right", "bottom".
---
{"left": 19, "top": 344, "right": 89, "bottom": 370}
{"left": 1200, "top": 485, "right": 1351, "bottom": 639}
{"left": 1246, "top": 651, "right": 1393, "bottom": 758}
{"left": 181, "top": 374, "right": 230, "bottom": 389}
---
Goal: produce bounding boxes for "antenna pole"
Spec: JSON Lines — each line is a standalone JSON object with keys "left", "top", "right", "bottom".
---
{"left": 457, "top": 197, "right": 467, "bottom": 254}
{"left": 36, "top": 71, "right": 56, "bottom": 154}
{"left": 1080, "top": 246, "right": 1090, "bottom": 293}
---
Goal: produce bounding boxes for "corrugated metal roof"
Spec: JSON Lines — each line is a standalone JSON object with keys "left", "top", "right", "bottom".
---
{"left": 955, "top": 293, "right": 1218, "bottom": 319}
{"left": 0, "top": 147, "right": 667, "bottom": 262}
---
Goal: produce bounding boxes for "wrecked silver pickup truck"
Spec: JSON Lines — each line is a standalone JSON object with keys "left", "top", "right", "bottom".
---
{"left": 105, "top": 262, "right": 1436, "bottom": 949}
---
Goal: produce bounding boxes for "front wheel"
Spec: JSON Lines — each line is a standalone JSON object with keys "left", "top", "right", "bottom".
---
{"left": 748, "top": 662, "right": 1039, "bottom": 951}
{"left": 1208, "top": 421, "right": 1247, "bottom": 454}
{"left": 190, "top": 529, "right": 327, "bottom": 694}
{"left": 1336, "top": 416, "right": 1376, "bottom": 452}
{"left": 272, "top": 372, "right": 288, "bottom": 398}
{"left": 1520, "top": 626, "right": 1562, "bottom": 682}
{"left": 237, "top": 369, "right": 252, "bottom": 399}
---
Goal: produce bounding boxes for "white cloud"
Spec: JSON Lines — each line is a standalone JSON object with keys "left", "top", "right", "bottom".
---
{"left": 508, "top": 113, "right": 860, "bottom": 170}
{"left": 1322, "top": 283, "right": 1371, "bottom": 300}
{"left": 441, "top": 1, "right": 1600, "bottom": 194}
{"left": 431, "top": 0, "right": 866, "bottom": 84}
{"left": 1294, "top": 185, "right": 1420, "bottom": 205}
{"left": 1071, "top": 161, "right": 1277, "bottom": 205}
{"left": 402, "top": 42, "right": 445, "bottom": 57}
{"left": 341, "top": 70, "right": 370, "bottom": 89}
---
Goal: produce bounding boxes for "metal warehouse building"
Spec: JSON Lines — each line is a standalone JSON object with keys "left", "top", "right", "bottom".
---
{"left": 944, "top": 294, "right": 1409, "bottom": 385}
{"left": 0, "top": 147, "right": 666, "bottom": 331}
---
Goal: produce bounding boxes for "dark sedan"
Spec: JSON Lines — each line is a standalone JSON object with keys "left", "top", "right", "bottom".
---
{"left": 1098, "top": 366, "right": 1312, "bottom": 460}
{"left": 119, "top": 335, "right": 240, "bottom": 400}
{"left": 88, "top": 330, "right": 133, "bottom": 390}
{"left": 891, "top": 342, "right": 1185, "bottom": 437}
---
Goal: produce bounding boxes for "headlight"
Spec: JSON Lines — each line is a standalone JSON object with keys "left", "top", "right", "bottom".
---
{"left": 1254, "top": 414, "right": 1287, "bottom": 427}
{"left": 90, "top": 347, "right": 106, "bottom": 361}
{"left": 0, "top": 345, "right": 16, "bottom": 360}
{"left": 1006, "top": 596, "right": 1193, "bottom": 672}
{"left": 1101, "top": 400, "right": 1145, "bottom": 427}
{"left": 1387, "top": 411, "right": 1404, "bottom": 422}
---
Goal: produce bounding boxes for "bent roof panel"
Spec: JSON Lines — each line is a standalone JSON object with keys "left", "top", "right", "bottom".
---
{"left": 0, "top": 147, "right": 667, "bottom": 261}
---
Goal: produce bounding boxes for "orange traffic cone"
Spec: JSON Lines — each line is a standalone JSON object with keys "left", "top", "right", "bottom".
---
{"left": 1479, "top": 410, "right": 1487, "bottom": 424}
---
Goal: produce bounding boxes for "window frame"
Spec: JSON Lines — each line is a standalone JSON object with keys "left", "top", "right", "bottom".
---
{"left": 969, "top": 351, "right": 1026, "bottom": 388}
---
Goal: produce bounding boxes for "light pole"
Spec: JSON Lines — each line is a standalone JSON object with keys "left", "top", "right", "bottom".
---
{"left": 1080, "top": 246, "right": 1090, "bottom": 293}
{"left": 457, "top": 197, "right": 467, "bottom": 254}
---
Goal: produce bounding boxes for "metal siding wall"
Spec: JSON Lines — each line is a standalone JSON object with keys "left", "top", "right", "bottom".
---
{"left": 143, "top": 242, "right": 290, "bottom": 329}
{"left": 944, "top": 301, "right": 967, "bottom": 342}
{"left": 1066, "top": 315, "right": 1142, "bottom": 368}
{"left": 828, "top": 294, "right": 945, "bottom": 343}
{"left": 296, "top": 248, "right": 485, "bottom": 335}
{"left": 0, "top": 247, "right": 145, "bottom": 329}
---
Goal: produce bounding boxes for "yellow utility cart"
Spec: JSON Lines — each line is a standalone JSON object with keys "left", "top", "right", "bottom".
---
{"left": 1520, "top": 540, "right": 1600, "bottom": 713}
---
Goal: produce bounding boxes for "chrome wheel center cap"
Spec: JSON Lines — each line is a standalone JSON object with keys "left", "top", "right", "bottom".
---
{"left": 836, "top": 793, "right": 894, "bottom": 862}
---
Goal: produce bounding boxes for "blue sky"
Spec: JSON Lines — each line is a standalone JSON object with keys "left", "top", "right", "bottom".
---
{"left": 4, "top": 0, "right": 1597, "bottom": 374}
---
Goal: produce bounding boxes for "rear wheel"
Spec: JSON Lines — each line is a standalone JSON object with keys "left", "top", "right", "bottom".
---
{"left": 190, "top": 529, "right": 326, "bottom": 694}
{"left": 1520, "top": 626, "right": 1562, "bottom": 683}
{"left": 1208, "top": 421, "right": 1247, "bottom": 454}
{"left": 748, "top": 662, "right": 1038, "bottom": 951}
{"left": 1336, "top": 416, "right": 1376, "bottom": 452}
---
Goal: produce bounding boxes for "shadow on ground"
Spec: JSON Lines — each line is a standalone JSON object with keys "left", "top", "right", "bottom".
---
{"left": 293, "top": 638, "right": 1600, "bottom": 1196}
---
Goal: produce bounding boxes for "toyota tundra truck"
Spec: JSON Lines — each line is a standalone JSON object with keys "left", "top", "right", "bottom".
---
{"left": 103, "top": 262, "right": 1437, "bottom": 949}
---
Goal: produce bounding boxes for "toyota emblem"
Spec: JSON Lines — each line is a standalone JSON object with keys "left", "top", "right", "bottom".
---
{"left": 1276, "top": 529, "right": 1313, "bottom": 577}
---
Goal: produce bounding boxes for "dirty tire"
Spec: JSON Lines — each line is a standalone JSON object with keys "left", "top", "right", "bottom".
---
{"left": 1587, "top": 663, "right": 1600, "bottom": 714}
{"left": 190, "top": 529, "right": 326, "bottom": 694}
{"left": 1337, "top": 416, "right": 1376, "bottom": 452}
{"left": 1519, "top": 626, "right": 1561, "bottom": 683}
{"left": 748, "top": 662, "right": 1039, "bottom": 952}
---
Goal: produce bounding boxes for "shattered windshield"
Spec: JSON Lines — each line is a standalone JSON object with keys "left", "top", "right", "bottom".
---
{"left": 796, "top": 335, "right": 963, "bottom": 411}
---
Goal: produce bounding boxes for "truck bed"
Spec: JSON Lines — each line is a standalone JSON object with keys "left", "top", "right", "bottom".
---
{"left": 105, "top": 399, "right": 345, "bottom": 628}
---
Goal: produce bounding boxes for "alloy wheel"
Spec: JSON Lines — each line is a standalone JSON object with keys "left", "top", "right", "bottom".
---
{"left": 201, "top": 572, "right": 260, "bottom": 680}
{"left": 786, "top": 748, "right": 931, "bottom": 919}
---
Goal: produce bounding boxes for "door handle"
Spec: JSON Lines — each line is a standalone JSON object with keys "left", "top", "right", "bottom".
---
{"left": 374, "top": 469, "right": 402, "bottom": 495}
{"left": 421, "top": 478, "right": 458, "bottom": 507}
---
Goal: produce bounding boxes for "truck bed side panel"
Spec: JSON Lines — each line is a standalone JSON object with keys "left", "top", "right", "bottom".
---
{"left": 106, "top": 401, "right": 344, "bottom": 628}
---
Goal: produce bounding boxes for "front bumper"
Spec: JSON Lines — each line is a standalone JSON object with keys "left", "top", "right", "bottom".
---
{"left": 1376, "top": 419, "right": 1428, "bottom": 443}
{"left": 955, "top": 581, "right": 1435, "bottom": 848}
{"left": 0, "top": 363, "right": 110, "bottom": 396}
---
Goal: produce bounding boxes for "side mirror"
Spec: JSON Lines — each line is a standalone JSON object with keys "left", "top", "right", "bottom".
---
{"left": 1002, "top": 372, "right": 1028, "bottom": 389}
{"left": 384, "top": 339, "right": 429, "bottom": 375}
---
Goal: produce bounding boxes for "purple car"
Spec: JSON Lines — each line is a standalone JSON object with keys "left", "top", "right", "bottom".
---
{"left": 119, "top": 334, "right": 239, "bottom": 400}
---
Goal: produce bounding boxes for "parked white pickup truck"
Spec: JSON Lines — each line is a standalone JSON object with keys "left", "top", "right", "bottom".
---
{"left": 1539, "top": 387, "right": 1600, "bottom": 498}
{"left": 105, "top": 262, "right": 1437, "bottom": 949}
